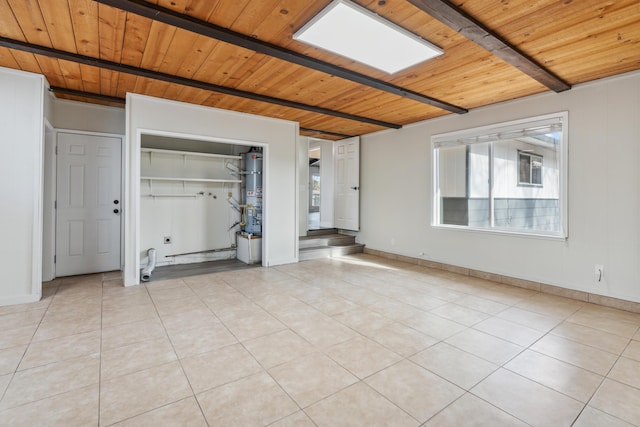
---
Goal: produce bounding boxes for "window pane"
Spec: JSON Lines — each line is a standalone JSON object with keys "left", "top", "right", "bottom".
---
{"left": 531, "top": 157, "right": 542, "bottom": 185}
{"left": 438, "top": 143, "right": 490, "bottom": 226}
{"left": 438, "top": 145, "right": 468, "bottom": 225}
{"left": 519, "top": 152, "right": 530, "bottom": 184}
{"left": 433, "top": 113, "right": 566, "bottom": 237}
{"left": 495, "top": 143, "right": 557, "bottom": 232}
{"left": 467, "top": 143, "right": 490, "bottom": 228}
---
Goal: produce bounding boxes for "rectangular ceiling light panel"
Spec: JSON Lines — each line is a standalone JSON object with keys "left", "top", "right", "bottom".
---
{"left": 294, "top": 0, "right": 443, "bottom": 74}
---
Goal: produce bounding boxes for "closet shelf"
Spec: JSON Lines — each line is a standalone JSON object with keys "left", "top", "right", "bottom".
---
{"left": 141, "top": 148, "right": 241, "bottom": 160}
{"left": 141, "top": 176, "right": 242, "bottom": 184}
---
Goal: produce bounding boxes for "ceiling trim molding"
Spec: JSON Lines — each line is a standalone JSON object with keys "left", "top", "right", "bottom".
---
{"left": 93, "top": 0, "right": 468, "bottom": 114}
{"left": 0, "top": 36, "right": 401, "bottom": 129}
{"left": 407, "top": 0, "right": 571, "bottom": 92}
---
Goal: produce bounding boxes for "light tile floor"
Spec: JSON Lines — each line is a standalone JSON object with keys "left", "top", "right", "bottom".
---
{"left": 0, "top": 254, "right": 639, "bottom": 426}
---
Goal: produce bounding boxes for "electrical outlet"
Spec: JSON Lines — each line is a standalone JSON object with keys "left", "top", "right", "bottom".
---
{"left": 595, "top": 264, "right": 604, "bottom": 282}
{"left": 228, "top": 192, "right": 233, "bottom": 198}
{"left": 164, "top": 236, "right": 172, "bottom": 244}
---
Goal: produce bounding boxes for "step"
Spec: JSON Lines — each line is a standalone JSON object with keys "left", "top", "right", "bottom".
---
{"left": 299, "top": 233, "right": 355, "bottom": 249}
{"left": 298, "top": 243, "right": 365, "bottom": 261}
{"left": 306, "top": 228, "right": 339, "bottom": 236}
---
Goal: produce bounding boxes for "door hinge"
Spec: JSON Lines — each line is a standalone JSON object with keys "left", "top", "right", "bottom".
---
{"left": 54, "top": 255, "right": 56, "bottom": 264}
{"left": 54, "top": 200, "right": 57, "bottom": 209}
{"left": 55, "top": 145, "right": 58, "bottom": 155}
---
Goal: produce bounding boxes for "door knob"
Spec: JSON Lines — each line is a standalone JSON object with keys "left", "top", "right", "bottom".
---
{"left": 350, "top": 186, "right": 359, "bottom": 190}
{"left": 113, "top": 209, "right": 120, "bottom": 214}
{"left": 114, "top": 200, "right": 119, "bottom": 205}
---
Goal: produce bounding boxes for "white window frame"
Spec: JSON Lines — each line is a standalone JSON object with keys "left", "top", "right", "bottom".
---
{"left": 431, "top": 112, "right": 568, "bottom": 239}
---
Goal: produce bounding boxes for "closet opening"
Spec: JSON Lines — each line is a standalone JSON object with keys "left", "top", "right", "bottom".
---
{"left": 138, "top": 133, "right": 264, "bottom": 281}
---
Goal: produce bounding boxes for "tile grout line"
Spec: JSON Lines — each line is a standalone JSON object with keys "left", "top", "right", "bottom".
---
{"left": 354, "top": 260, "right": 623, "bottom": 425}
{"left": 7, "top": 256, "right": 639, "bottom": 425}
{"left": 0, "top": 282, "right": 56, "bottom": 412}
{"left": 143, "top": 278, "right": 212, "bottom": 427}
{"left": 216, "top": 271, "right": 323, "bottom": 424}
{"left": 224, "top": 268, "right": 421, "bottom": 424}
{"left": 253, "top": 269, "right": 474, "bottom": 425}
{"left": 98, "top": 274, "right": 105, "bottom": 427}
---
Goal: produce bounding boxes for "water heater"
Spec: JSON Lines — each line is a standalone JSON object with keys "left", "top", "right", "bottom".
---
{"left": 242, "top": 148, "right": 263, "bottom": 235}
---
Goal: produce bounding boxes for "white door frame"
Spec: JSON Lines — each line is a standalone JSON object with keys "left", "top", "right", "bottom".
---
{"left": 42, "top": 119, "right": 57, "bottom": 282}
{"left": 298, "top": 136, "right": 309, "bottom": 237}
{"left": 51, "top": 129, "right": 125, "bottom": 277}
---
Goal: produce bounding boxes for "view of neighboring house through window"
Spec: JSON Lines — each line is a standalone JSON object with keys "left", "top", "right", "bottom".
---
{"left": 432, "top": 113, "right": 567, "bottom": 237}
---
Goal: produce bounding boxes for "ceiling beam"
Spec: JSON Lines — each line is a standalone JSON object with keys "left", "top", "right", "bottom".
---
{"left": 93, "top": 0, "right": 468, "bottom": 114}
{"left": 0, "top": 36, "right": 401, "bottom": 129}
{"left": 49, "top": 86, "right": 352, "bottom": 138}
{"left": 407, "top": 0, "right": 571, "bottom": 92}
{"left": 300, "top": 128, "right": 353, "bottom": 139}
{"left": 49, "top": 86, "right": 126, "bottom": 105}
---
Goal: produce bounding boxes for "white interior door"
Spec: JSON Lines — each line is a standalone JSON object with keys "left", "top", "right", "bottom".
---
{"left": 334, "top": 136, "right": 360, "bottom": 231}
{"left": 56, "top": 132, "right": 122, "bottom": 276}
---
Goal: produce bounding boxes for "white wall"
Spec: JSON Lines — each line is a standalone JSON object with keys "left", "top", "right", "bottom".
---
{"left": 125, "top": 94, "right": 299, "bottom": 285}
{"left": 139, "top": 146, "right": 242, "bottom": 265}
{"left": 0, "top": 67, "right": 45, "bottom": 305}
{"left": 359, "top": 71, "right": 640, "bottom": 303}
{"left": 53, "top": 98, "right": 125, "bottom": 134}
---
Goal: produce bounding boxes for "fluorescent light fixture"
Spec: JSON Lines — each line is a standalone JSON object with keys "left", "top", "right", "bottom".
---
{"left": 294, "top": 0, "right": 442, "bottom": 74}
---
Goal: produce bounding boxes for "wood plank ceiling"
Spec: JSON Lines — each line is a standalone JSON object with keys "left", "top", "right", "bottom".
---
{"left": 0, "top": 0, "right": 638, "bottom": 140}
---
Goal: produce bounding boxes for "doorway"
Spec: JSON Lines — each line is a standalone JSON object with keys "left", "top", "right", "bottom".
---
{"left": 307, "top": 138, "right": 335, "bottom": 231}
{"left": 308, "top": 146, "right": 321, "bottom": 230}
{"left": 55, "top": 132, "right": 123, "bottom": 276}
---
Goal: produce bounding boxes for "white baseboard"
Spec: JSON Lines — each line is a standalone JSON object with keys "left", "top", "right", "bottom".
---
{"left": 266, "top": 257, "right": 298, "bottom": 267}
{"left": 0, "top": 293, "right": 41, "bottom": 307}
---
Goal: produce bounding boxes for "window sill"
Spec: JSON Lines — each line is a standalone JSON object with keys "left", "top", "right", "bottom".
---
{"left": 431, "top": 224, "right": 568, "bottom": 241}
